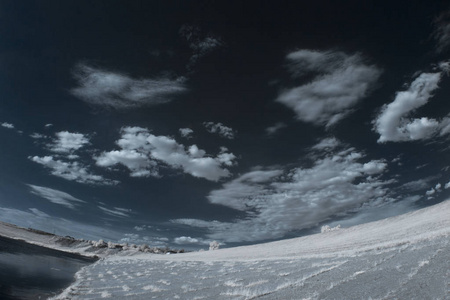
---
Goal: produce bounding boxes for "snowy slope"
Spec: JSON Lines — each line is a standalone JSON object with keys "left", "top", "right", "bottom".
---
{"left": 54, "top": 199, "right": 450, "bottom": 299}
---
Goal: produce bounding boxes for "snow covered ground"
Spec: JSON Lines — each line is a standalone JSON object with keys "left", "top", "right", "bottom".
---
{"left": 54, "top": 199, "right": 450, "bottom": 299}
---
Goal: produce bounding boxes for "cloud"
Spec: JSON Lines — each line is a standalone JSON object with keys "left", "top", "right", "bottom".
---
{"left": 276, "top": 50, "right": 381, "bottom": 127}
{"left": 28, "top": 184, "right": 86, "bottom": 209}
{"left": 96, "top": 126, "right": 236, "bottom": 181}
{"left": 28, "top": 208, "right": 50, "bottom": 218}
{"left": 1, "top": 122, "right": 14, "bottom": 129}
{"left": 0, "top": 206, "right": 123, "bottom": 241}
{"left": 399, "top": 175, "right": 442, "bottom": 192}
{"left": 96, "top": 149, "right": 158, "bottom": 178}
{"left": 118, "top": 233, "right": 168, "bottom": 246}
{"left": 179, "top": 128, "right": 194, "bottom": 139}
{"left": 265, "top": 122, "right": 287, "bottom": 136}
{"left": 374, "top": 67, "right": 450, "bottom": 142}
{"left": 432, "top": 9, "right": 450, "bottom": 53}
{"left": 173, "top": 236, "right": 211, "bottom": 246}
{"left": 179, "top": 24, "right": 224, "bottom": 71}
{"left": 172, "top": 139, "right": 392, "bottom": 243}
{"left": 50, "top": 131, "right": 90, "bottom": 153}
{"left": 311, "top": 137, "right": 340, "bottom": 151}
{"left": 98, "top": 206, "right": 132, "bottom": 218}
{"left": 29, "top": 155, "right": 117, "bottom": 185}
{"left": 203, "top": 122, "right": 235, "bottom": 139}
{"left": 30, "top": 133, "right": 47, "bottom": 139}
{"left": 70, "top": 63, "right": 187, "bottom": 109}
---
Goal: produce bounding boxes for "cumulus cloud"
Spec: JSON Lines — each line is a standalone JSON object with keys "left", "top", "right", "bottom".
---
{"left": 28, "top": 184, "right": 86, "bottom": 209}
{"left": 432, "top": 9, "right": 450, "bottom": 53}
{"left": 70, "top": 63, "right": 187, "bottom": 109}
{"left": 179, "top": 128, "right": 193, "bottom": 138}
{"left": 203, "top": 122, "right": 235, "bottom": 139}
{"left": 276, "top": 50, "right": 381, "bottom": 127}
{"left": 374, "top": 67, "right": 450, "bottom": 142}
{"left": 1, "top": 122, "right": 14, "bottom": 129}
{"left": 50, "top": 131, "right": 90, "bottom": 153}
{"left": 95, "top": 126, "right": 237, "bottom": 181}
{"left": 98, "top": 206, "right": 132, "bottom": 218}
{"left": 172, "top": 139, "right": 392, "bottom": 243}
{"left": 265, "top": 122, "right": 287, "bottom": 136}
{"left": 29, "top": 155, "right": 117, "bottom": 185}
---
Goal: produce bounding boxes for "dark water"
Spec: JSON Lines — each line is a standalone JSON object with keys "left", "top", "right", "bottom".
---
{"left": 0, "top": 236, "right": 97, "bottom": 300}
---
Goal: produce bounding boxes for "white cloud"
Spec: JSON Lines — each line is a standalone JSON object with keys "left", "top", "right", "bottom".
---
{"left": 203, "top": 122, "right": 235, "bottom": 139}
{"left": 374, "top": 72, "right": 443, "bottom": 142}
{"left": 265, "top": 122, "right": 287, "bottom": 136}
{"left": 71, "top": 63, "right": 187, "bottom": 109}
{"left": 45, "top": 123, "right": 53, "bottom": 128}
{"left": 96, "top": 149, "right": 158, "bottom": 177}
{"left": 173, "top": 139, "right": 391, "bottom": 243}
{"left": 28, "top": 184, "right": 86, "bottom": 209}
{"left": 30, "top": 133, "right": 47, "bottom": 139}
{"left": 179, "top": 128, "right": 193, "bottom": 138}
{"left": 1, "top": 122, "right": 14, "bottom": 129}
{"left": 96, "top": 126, "right": 236, "bottom": 181}
{"left": 98, "top": 206, "right": 132, "bottom": 218}
{"left": 432, "top": 10, "right": 450, "bottom": 53}
{"left": 29, "top": 155, "right": 117, "bottom": 185}
{"left": 147, "top": 134, "right": 235, "bottom": 181}
{"left": 50, "top": 131, "right": 90, "bottom": 153}
{"left": 374, "top": 65, "right": 450, "bottom": 142}
{"left": 276, "top": 50, "right": 381, "bottom": 127}
{"left": 173, "top": 236, "right": 210, "bottom": 245}
{"left": 311, "top": 137, "right": 340, "bottom": 151}
{"left": 445, "top": 181, "right": 450, "bottom": 189}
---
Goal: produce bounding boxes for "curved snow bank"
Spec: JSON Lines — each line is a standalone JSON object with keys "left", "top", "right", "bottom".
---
{"left": 53, "top": 199, "right": 450, "bottom": 299}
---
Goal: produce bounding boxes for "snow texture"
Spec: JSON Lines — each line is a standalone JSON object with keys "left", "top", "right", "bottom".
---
{"left": 53, "top": 199, "right": 450, "bottom": 299}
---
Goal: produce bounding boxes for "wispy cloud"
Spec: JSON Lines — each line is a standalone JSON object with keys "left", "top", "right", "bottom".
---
{"left": 1, "top": 122, "right": 14, "bottom": 129}
{"left": 95, "top": 126, "right": 237, "bottom": 181}
{"left": 0, "top": 206, "right": 123, "bottom": 241}
{"left": 172, "top": 138, "right": 392, "bottom": 243}
{"left": 276, "top": 50, "right": 381, "bottom": 127}
{"left": 98, "top": 206, "right": 132, "bottom": 218}
{"left": 265, "top": 122, "right": 287, "bottom": 136}
{"left": 29, "top": 155, "right": 117, "bottom": 185}
{"left": 179, "top": 24, "right": 224, "bottom": 71}
{"left": 374, "top": 64, "right": 450, "bottom": 142}
{"left": 28, "top": 184, "right": 86, "bottom": 209}
{"left": 70, "top": 63, "right": 187, "bottom": 109}
{"left": 432, "top": 9, "right": 450, "bottom": 53}
{"left": 203, "top": 122, "right": 235, "bottom": 139}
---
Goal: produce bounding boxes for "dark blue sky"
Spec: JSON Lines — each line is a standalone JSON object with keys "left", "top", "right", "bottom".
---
{"left": 0, "top": 0, "right": 449, "bottom": 249}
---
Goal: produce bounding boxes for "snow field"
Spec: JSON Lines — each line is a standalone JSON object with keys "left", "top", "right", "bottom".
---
{"left": 53, "top": 199, "right": 450, "bottom": 299}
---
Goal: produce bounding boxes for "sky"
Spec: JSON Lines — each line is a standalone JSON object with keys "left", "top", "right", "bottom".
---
{"left": 0, "top": 0, "right": 449, "bottom": 249}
